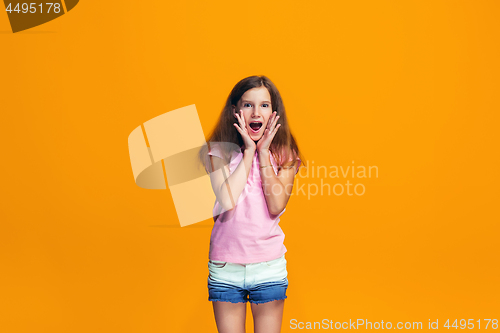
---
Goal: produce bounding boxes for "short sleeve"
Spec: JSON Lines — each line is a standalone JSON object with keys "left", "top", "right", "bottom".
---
{"left": 204, "top": 143, "right": 224, "bottom": 173}
{"left": 207, "top": 143, "right": 224, "bottom": 160}
{"left": 205, "top": 142, "right": 240, "bottom": 174}
{"left": 275, "top": 151, "right": 301, "bottom": 175}
{"left": 294, "top": 156, "right": 302, "bottom": 175}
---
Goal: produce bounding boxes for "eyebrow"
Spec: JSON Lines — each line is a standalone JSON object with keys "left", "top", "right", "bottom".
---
{"left": 241, "top": 100, "right": 272, "bottom": 104}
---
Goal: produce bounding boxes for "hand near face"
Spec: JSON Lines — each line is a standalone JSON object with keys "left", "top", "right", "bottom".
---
{"left": 233, "top": 109, "right": 257, "bottom": 152}
{"left": 257, "top": 111, "right": 281, "bottom": 153}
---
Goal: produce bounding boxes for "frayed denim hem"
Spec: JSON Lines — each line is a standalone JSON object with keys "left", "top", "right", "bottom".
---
{"left": 249, "top": 296, "right": 287, "bottom": 305}
{"left": 209, "top": 298, "right": 248, "bottom": 304}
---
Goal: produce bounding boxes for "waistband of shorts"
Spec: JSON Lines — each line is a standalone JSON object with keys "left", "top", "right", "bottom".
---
{"left": 209, "top": 254, "right": 285, "bottom": 265}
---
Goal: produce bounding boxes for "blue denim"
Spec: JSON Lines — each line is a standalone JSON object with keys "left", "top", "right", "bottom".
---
{"left": 207, "top": 255, "right": 288, "bottom": 304}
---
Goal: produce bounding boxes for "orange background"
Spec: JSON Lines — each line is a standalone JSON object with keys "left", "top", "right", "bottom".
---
{"left": 1, "top": 1, "right": 499, "bottom": 332}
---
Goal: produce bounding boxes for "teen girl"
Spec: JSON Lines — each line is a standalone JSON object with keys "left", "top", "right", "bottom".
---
{"left": 199, "top": 75, "right": 303, "bottom": 333}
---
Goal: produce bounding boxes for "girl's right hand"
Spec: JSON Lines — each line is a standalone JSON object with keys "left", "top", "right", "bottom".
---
{"left": 233, "top": 109, "right": 256, "bottom": 152}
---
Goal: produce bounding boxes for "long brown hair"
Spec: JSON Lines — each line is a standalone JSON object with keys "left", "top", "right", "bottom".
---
{"left": 198, "top": 75, "right": 304, "bottom": 172}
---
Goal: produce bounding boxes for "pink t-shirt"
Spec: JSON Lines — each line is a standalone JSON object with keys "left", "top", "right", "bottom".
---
{"left": 207, "top": 143, "right": 300, "bottom": 264}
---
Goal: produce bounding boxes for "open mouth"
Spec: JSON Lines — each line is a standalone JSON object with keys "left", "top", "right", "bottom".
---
{"left": 249, "top": 121, "right": 263, "bottom": 133}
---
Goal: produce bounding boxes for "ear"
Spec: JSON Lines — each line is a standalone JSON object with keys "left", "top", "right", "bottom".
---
{"left": 231, "top": 105, "right": 237, "bottom": 118}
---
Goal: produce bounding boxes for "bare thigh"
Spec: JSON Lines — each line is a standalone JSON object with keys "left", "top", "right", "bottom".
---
{"left": 212, "top": 301, "right": 247, "bottom": 333}
{"left": 251, "top": 299, "right": 285, "bottom": 333}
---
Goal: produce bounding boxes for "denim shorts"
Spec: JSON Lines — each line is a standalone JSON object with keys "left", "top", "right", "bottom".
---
{"left": 207, "top": 254, "right": 288, "bottom": 304}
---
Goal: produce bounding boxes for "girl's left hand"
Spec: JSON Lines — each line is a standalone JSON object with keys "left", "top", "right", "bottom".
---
{"left": 257, "top": 111, "right": 281, "bottom": 153}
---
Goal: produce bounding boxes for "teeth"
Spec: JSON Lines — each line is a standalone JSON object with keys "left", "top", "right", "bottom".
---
{"left": 249, "top": 122, "right": 262, "bottom": 131}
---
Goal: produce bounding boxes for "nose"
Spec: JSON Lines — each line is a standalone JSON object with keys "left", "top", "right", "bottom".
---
{"left": 251, "top": 106, "right": 262, "bottom": 118}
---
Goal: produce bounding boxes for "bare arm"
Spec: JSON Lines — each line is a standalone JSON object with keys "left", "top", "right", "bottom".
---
{"left": 258, "top": 150, "right": 298, "bottom": 215}
{"left": 208, "top": 147, "right": 255, "bottom": 212}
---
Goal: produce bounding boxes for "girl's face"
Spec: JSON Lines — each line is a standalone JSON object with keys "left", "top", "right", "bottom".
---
{"left": 232, "top": 86, "right": 273, "bottom": 142}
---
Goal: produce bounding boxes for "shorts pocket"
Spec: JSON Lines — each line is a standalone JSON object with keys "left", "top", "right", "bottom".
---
{"left": 208, "top": 260, "right": 227, "bottom": 268}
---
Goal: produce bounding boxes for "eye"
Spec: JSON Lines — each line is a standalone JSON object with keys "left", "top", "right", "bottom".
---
{"left": 244, "top": 103, "right": 252, "bottom": 108}
{"left": 262, "top": 104, "right": 270, "bottom": 108}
